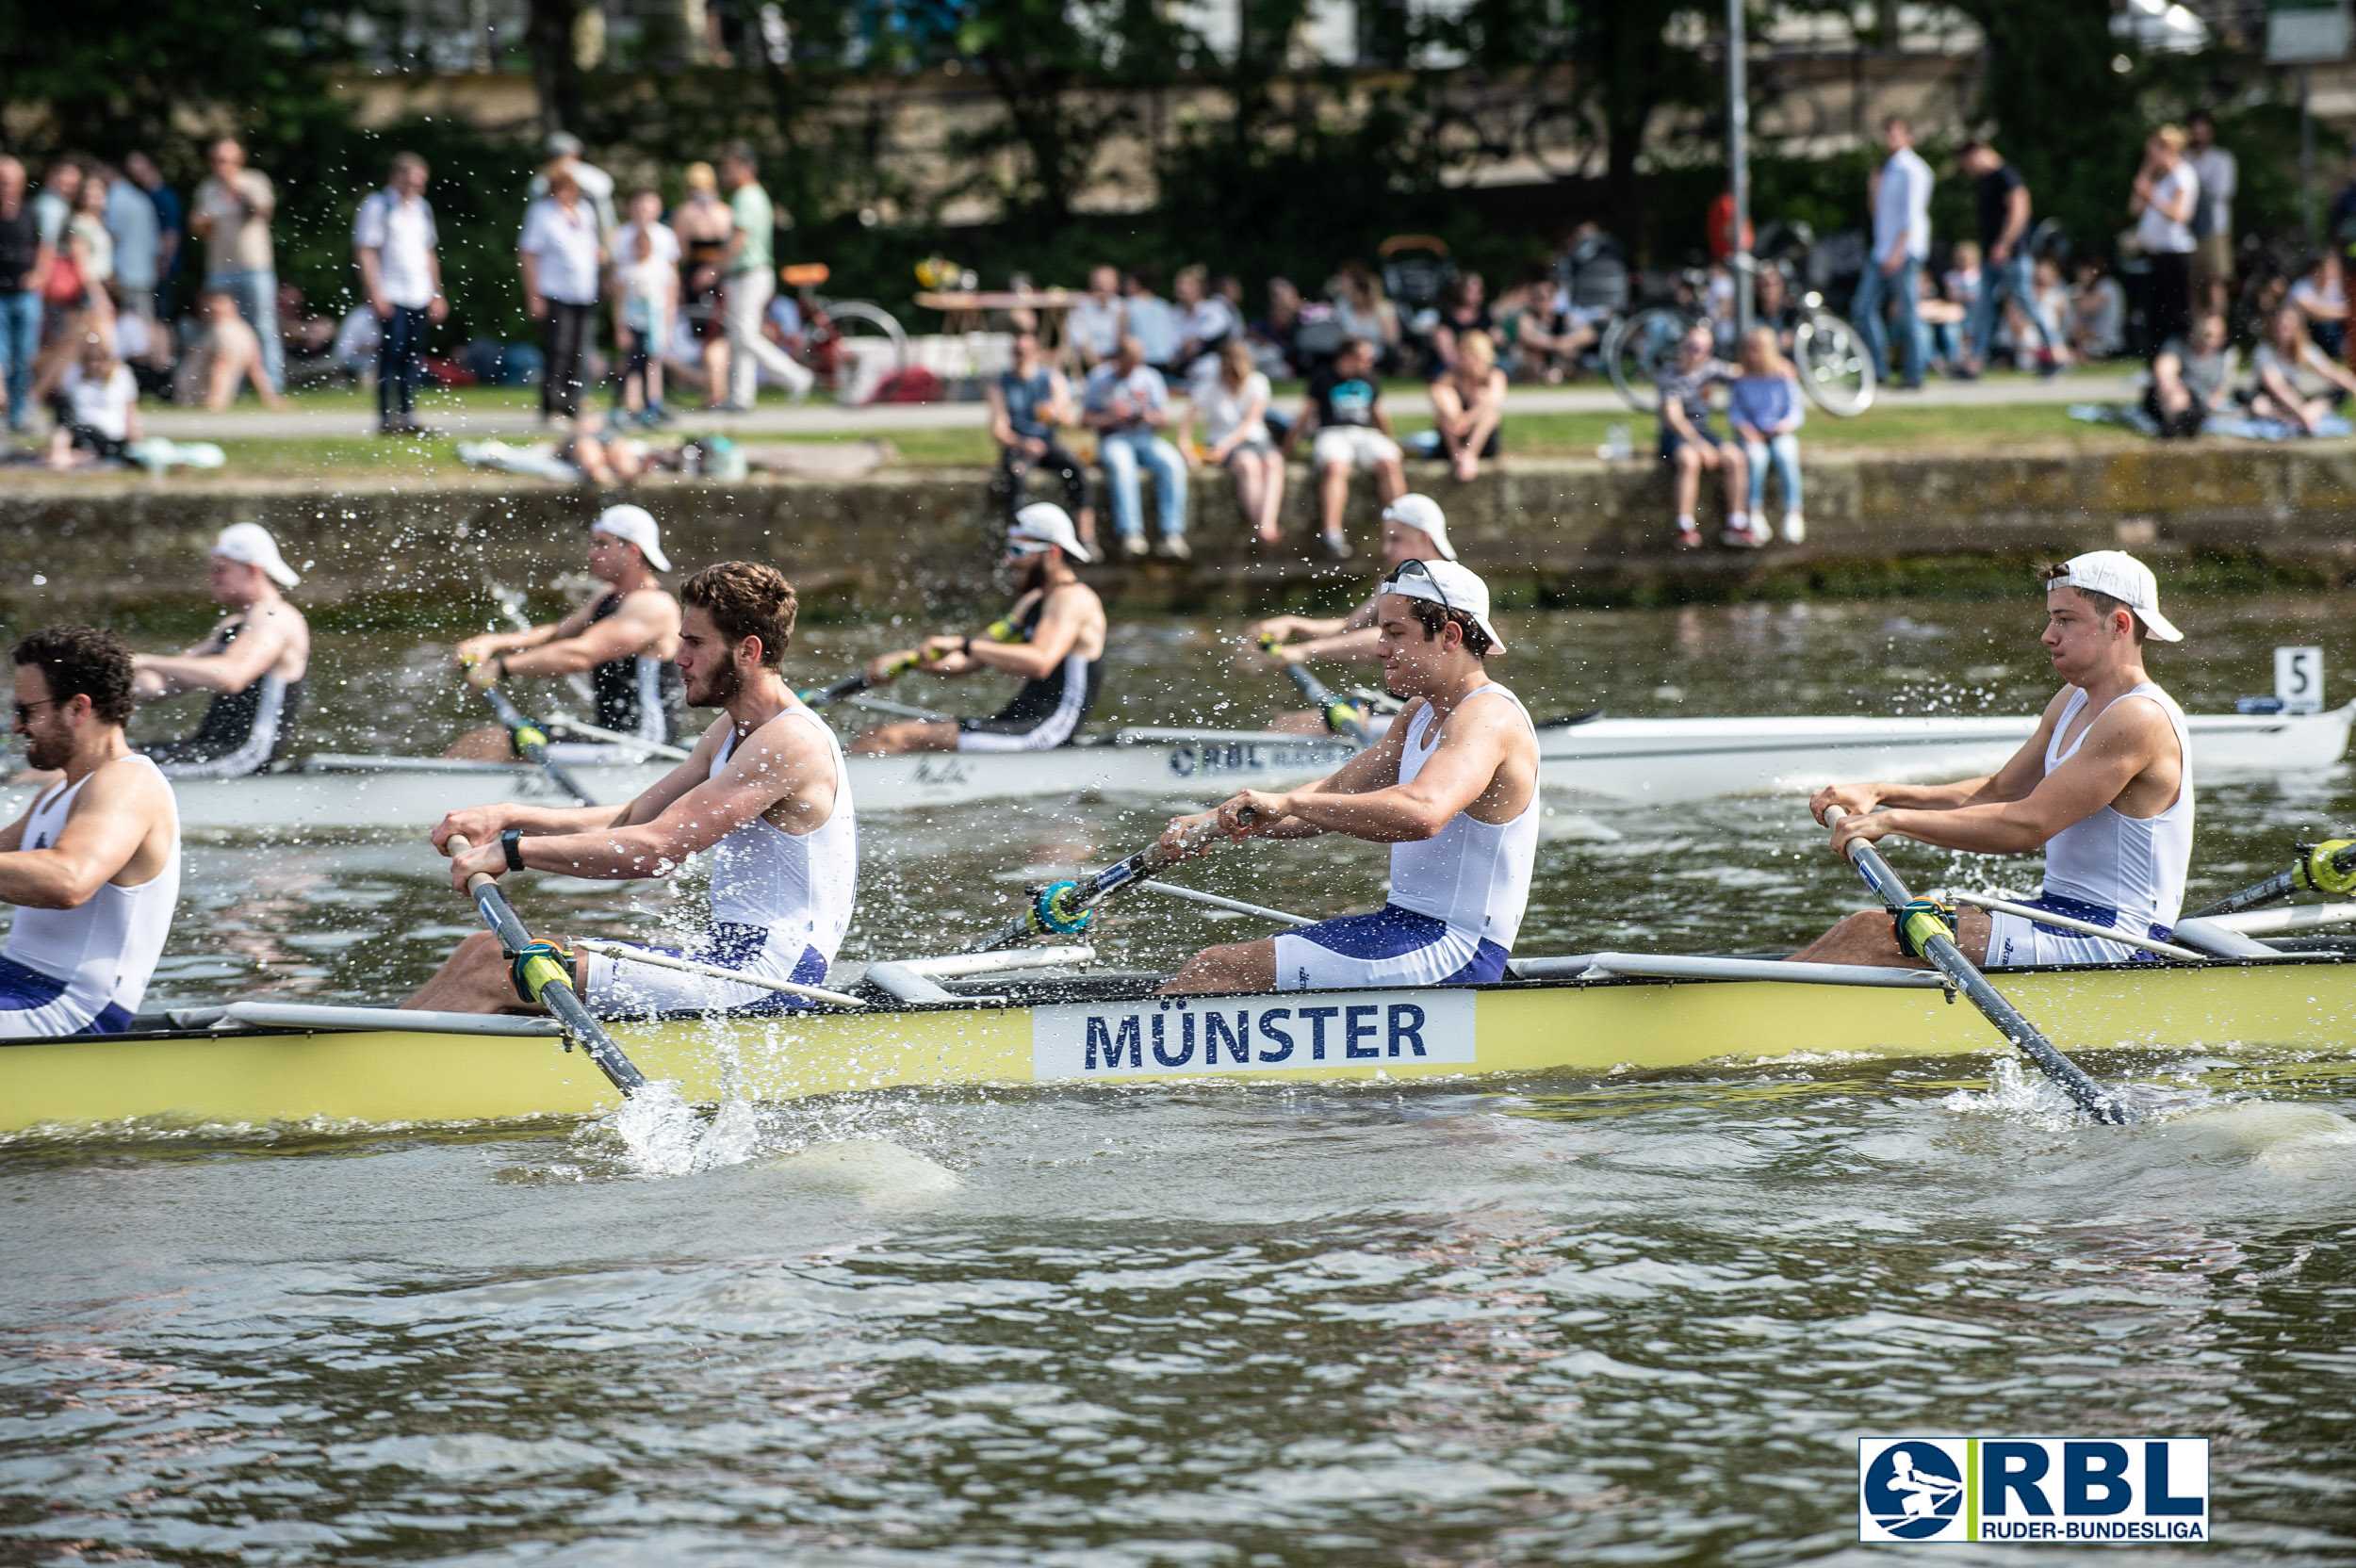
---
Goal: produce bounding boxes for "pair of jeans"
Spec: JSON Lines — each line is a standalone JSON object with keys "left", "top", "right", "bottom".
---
{"left": 540, "top": 300, "right": 597, "bottom": 419}
{"left": 1851, "top": 255, "right": 1925, "bottom": 386}
{"left": 1964, "top": 251, "right": 2055, "bottom": 365}
{"left": 206, "top": 268, "right": 282, "bottom": 392}
{"left": 0, "top": 290, "right": 40, "bottom": 430}
{"left": 723, "top": 268, "right": 812, "bottom": 404}
{"left": 377, "top": 304, "right": 427, "bottom": 427}
{"left": 1099, "top": 429, "right": 1187, "bottom": 540}
{"left": 1742, "top": 433, "right": 1803, "bottom": 514}
{"left": 997, "top": 440, "right": 1089, "bottom": 523}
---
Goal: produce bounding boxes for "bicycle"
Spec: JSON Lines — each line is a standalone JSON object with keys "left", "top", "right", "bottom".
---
{"left": 777, "top": 262, "right": 908, "bottom": 393}
{"left": 1605, "top": 253, "right": 1875, "bottom": 417}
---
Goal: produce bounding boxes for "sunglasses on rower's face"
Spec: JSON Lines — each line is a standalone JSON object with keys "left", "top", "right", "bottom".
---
{"left": 1003, "top": 540, "right": 1052, "bottom": 560}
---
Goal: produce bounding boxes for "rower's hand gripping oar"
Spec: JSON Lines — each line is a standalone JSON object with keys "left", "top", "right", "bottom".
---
{"left": 1259, "top": 635, "right": 1369, "bottom": 743}
{"left": 2185, "top": 837, "right": 2356, "bottom": 921}
{"left": 1820, "top": 805, "right": 2138, "bottom": 1126}
{"left": 973, "top": 806, "right": 1261, "bottom": 953}
{"left": 800, "top": 619, "right": 1021, "bottom": 709}
{"left": 475, "top": 682, "right": 598, "bottom": 807}
{"left": 445, "top": 833, "right": 647, "bottom": 1095}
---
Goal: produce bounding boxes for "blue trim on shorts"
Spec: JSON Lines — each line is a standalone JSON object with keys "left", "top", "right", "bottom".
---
{"left": 0, "top": 955, "right": 134, "bottom": 1035}
{"left": 2025, "top": 890, "right": 2174, "bottom": 963}
{"left": 1290, "top": 906, "right": 1511, "bottom": 986}
{"left": 694, "top": 922, "right": 829, "bottom": 1013}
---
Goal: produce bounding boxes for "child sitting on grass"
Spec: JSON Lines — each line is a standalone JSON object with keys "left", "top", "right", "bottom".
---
{"left": 1728, "top": 325, "right": 1806, "bottom": 543}
{"left": 1655, "top": 321, "right": 1752, "bottom": 548}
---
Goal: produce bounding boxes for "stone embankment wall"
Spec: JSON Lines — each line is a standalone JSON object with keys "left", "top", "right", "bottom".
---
{"left": 3, "top": 444, "right": 2353, "bottom": 620}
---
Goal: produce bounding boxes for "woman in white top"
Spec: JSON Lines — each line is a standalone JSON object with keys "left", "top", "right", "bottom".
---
{"left": 43, "top": 331, "right": 139, "bottom": 469}
{"left": 66, "top": 177, "right": 115, "bottom": 315}
{"left": 2249, "top": 305, "right": 2356, "bottom": 434}
{"left": 518, "top": 164, "right": 604, "bottom": 420}
{"left": 609, "top": 188, "right": 680, "bottom": 426}
{"left": 1186, "top": 338, "right": 1282, "bottom": 544}
{"left": 1332, "top": 261, "right": 1401, "bottom": 369}
{"left": 2129, "top": 125, "right": 2200, "bottom": 360}
{"left": 2290, "top": 248, "right": 2349, "bottom": 359}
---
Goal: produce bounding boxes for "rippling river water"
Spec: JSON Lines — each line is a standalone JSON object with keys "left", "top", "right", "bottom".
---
{"left": 5, "top": 592, "right": 2355, "bottom": 1563}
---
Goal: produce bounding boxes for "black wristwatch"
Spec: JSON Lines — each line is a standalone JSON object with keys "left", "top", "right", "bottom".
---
{"left": 961, "top": 636, "right": 974, "bottom": 659}
{"left": 500, "top": 828, "right": 525, "bottom": 872}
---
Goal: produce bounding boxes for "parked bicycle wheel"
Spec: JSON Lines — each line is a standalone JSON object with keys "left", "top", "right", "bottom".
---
{"left": 1606, "top": 305, "right": 1695, "bottom": 413}
{"left": 1793, "top": 310, "right": 1875, "bottom": 416}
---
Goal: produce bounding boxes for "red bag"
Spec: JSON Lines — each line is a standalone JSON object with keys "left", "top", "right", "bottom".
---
{"left": 40, "top": 253, "right": 83, "bottom": 306}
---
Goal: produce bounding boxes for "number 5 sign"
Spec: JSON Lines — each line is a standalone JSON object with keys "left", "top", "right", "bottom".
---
{"left": 2276, "top": 646, "right": 2324, "bottom": 714}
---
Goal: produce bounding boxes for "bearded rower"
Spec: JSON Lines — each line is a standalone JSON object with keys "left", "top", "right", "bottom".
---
{"left": 1797, "top": 550, "right": 2192, "bottom": 968}
{"left": 132, "top": 524, "right": 310, "bottom": 778}
{"left": 852, "top": 503, "right": 1108, "bottom": 755}
{"left": 408, "top": 562, "right": 856, "bottom": 1017}
{"left": 450, "top": 504, "right": 686, "bottom": 761}
{"left": 2, "top": 626, "right": 181, "bottom": 1037}
{"left": 1162, "top": 559, "right": 1538, "bottom": 993}
{"left": 1251, "top": 494, "right": 1460, "bottom": 739}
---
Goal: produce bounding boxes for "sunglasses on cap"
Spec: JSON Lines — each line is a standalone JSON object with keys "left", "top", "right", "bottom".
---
{"left": 1381, "top": 556, "right": 1451, "bottom": 610}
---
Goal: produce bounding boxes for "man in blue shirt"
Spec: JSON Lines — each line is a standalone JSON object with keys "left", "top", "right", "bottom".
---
{"left": 1083, "top": 335, "right": 1189, "bottom": 559}
{"left": 1852, "top": 116, "right": 1932, "bottom": 391}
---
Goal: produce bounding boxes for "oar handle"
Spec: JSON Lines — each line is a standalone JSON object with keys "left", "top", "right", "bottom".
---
{"left": 447, "top": 833, "right": 499, "bottom": 896}
{"left": 800, "top": 651, "right": 926, "bottom": 709}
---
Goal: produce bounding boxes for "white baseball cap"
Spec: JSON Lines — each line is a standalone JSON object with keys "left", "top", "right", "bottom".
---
{"left": 1009, "top": 502, "right": 1094, "bottom": 563}
{"left": 592, "top": 504, "right": 671, "bottom": 571}
{"left": 1378, "top": 558, "right": 1507, "bottom": 655}
{"left": 1382, "top": 494, "right": 1456, "bottom": 561}
{"left": 2049, "top": 550, "right": 2182, "bottom": 642}
{"left": 211, "top": 523, "right": 300, "bottom": 588}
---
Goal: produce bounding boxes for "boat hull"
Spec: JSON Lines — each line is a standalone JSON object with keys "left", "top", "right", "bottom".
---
{"left": 7, "top": 958, "right": 2350, "bottom": 1134}
{"left": 11, "top": 705, "right": 2345, "bottom": 833}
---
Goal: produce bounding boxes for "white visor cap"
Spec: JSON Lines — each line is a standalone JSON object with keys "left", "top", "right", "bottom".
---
{"left": 2052, "top": 549, "right": 2182, "bottom": 642}
{"left": 212, "top": 523, "right": 300, "bottom": 588}
{"left": 1009, "top": 502, "right": 1093, "bottom": 563}
{"left": 1382, "top": 493, "right": 1456, "bottom": 560}
{"left": 1378, "top": 558, "right": 1506, "bottom": 655}
{"left": 593, "top": 503, "right": 671, "bottom": 572}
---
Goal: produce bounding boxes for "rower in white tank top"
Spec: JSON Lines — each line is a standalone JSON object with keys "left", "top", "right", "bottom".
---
{"left": 581, "top": 706, "right": 858, "bottom": 1015}
{"left": 1272, "top": 682, "right": 1540, "bottom": 990}
{"left": 1986, "top": 681, "right": 2192, "bottom": 967}
{"left": 1, "top": 755, "right": 181, "bottom": 1036}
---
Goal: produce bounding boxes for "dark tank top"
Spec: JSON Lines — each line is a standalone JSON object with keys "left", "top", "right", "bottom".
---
{"left": 588, "top": 588, "right": 686, "bottom": 744}
{"left": 140, "top": 617, "right": 305, "bottom": 777}
{"left": 988, "top": 591, "right": 1105, "bottom": 732}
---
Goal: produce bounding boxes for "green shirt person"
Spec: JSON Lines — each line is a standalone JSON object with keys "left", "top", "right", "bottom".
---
{"left": 714, "top": 144, "right": 811, "bottom": 408}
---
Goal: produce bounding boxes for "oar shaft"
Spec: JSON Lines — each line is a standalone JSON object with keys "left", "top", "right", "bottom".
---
{"left": 1134, "top": 879, "right": 1316, "bottom": 926}
{"left": 480, "top": 684, "right": 597, "bottom": 806}
{"left": 446, "top": 835, "right": 646, "bottom": 1095}
{"left": 800, "top": 651, "right": 924, "bottom": 710}
{"left": 1263, "top": 637, "right": 1369, "bottom": 743}
{"left": 974, "top": 808, "right": 1258, "bottom": 952}
{"left": 572, "top": 939, "right": 867, "bottom": 1008}
{"left": 2185, "top": 840, "right": 2356, "bottom": 921}
{"left": 547, "top": 713, "right": 691, "bottom": 761}
{"left": 1823, "top": 807, "right": 2133, "bottom": 1125}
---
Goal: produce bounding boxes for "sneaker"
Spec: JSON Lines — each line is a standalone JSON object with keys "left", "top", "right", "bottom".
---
{"left": 1674, "top": 525, "right": 1703, "bottom": 549}
{"left": 2037, "top": 355, "right": 2066, "bottom": 379}
{"left": 1321, "top": 531, "right": 1354, "bottom": 560}
{"left": 1121, "top": 533, "right": 1151, "bottom": 559}
{"left": 1721, "top": 526, "right": 1765, "bottom": 548}
{"left": 1153, "top": 535, "right": 1191, "bottom": 560}
{"left": 1781, "top": 510, "right": 1806, "bottom": 544}
{"left": 1748, "top": 518, "right": 1775, "bottom": 547}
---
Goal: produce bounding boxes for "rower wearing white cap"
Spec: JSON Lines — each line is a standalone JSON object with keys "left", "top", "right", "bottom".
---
{"left": 1251, "top": 494, "right": 1462, "bottom": 740}
{"left": 852, "top": 502, "right": 1109, "bottom": 755}
{"left": 450, "top": 504, "right": 686, "bottom": 762}
{"left": 1162, "top": 557, "right": 1540, "bottom": 993}
{"left": 130, "top": 523, "right": 311, "bottom": 778}
{"left": 1799, "top": 550, "right": 2193, "bottom": 969}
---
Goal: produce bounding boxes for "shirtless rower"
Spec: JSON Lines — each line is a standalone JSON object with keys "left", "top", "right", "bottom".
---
{"left": 851, "top": 502, "right": 1109, "bottom": 755}
{"left": 1161, "top": 559, "right": 1539, "bottom": 993}
{"left": 1795, "top": 550, "right": 2191, "bottom": 968}
{"left": 133, "top": 524, "right": 310, "bottom": 778}
{"left": 449, "top": 504, "right": 686, "bottom": 761}
{"left": 408, "top": 562, "right": 856, "bottom": 1016}
{"left": 1, "top": 626, "right": 181, "bottom": 1037}
{"left": 1251, "top": 493, "right": 1459, "bottom": 739}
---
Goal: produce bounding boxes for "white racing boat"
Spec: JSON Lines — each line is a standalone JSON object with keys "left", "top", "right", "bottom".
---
{"left": 8, "top": 704, "right": 2345, "bottom": 835}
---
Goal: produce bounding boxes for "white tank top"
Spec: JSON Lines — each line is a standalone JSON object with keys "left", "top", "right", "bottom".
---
{"left": 5, "top": 755, "right": 181, "bottom": 1017}
{"left": 2039, "top": 681, "right": 2193, "bottom": 929}
{"left": 705, "top": 706, "right": 859, "bottom": 961}
{"left": 1387, "top": 683, "right": 1540, "bottom": 949}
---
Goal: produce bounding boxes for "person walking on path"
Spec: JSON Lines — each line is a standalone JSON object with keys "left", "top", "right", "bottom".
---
{"left": 0, "top": 157, "right": 45, "bottom": 434}
{"left": 518, "top": 165, "right": 603, "bottom": 422}
{"left": 2186, "top": 111, "right": 2237, "bottom": 319}
{"left": 1955, "top": 139, "right": 2059, "bottom": 379}
{"left": 353, "top": 153, "right": 446, "bottom": 436}
{"left": 2131, "top": 125, "right": 2201, "bottom": 362}
{"left": 716, "top": 145, "right": 812, "bottom": 410}
{"left": 990, "top": 326, "right": 1092, "bottom": 543}
{"left": 189, "top": 139, "right": 282, "bottom": 393}
{"left": 1854, "top": 116, "right": 1932, "bottom": 391}
{"left": 1084, "top": 335, "right": 1190, "bottom": 559}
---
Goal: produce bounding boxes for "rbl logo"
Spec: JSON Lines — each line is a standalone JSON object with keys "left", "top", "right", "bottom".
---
{"left": 1858, "top": 1437, "right": 2208, "bottom": 1544}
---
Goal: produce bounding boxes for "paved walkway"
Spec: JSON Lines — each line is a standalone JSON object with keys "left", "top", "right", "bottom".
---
{"left": 132, "top": 370, "right": 2147, "bottom": 441}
